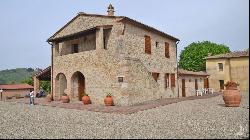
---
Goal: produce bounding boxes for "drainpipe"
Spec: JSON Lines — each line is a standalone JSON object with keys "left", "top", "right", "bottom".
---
{"left": 176, "top": 41, "right": 180, "bottom": 98}
{"left": 47, "top": 41, "right": 53, "bottom": 101}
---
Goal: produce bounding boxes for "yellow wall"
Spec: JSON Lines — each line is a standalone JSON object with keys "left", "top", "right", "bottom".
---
{"left": 206, "top": 57, "right": 249, "bottom": 92}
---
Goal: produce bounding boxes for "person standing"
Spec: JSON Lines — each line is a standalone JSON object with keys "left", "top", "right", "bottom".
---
{"left": 29, "top": 90, "right": 35, "bottom": 105}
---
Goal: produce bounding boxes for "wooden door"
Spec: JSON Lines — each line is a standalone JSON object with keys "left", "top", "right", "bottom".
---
{"left": 182, "top": 79, "right": 186, "bottom": 97}
{"left": 219, "top": 80, "right": 224, "bottom": 90}
{"left": 204, "top": 78, "right": 209, "bottom": 88}
{"left": 78, "top": 76, "right": 85, "bottom": 101}
{"left": 195, "top": 79, "right": 198, "bottom": 91}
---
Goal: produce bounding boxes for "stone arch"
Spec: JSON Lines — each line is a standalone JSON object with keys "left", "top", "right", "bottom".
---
{"left": 55, "top": 73, "right": 67, "bottom": 100}
{"left": 71, "top": 71, "right": 85, "bottom": 101}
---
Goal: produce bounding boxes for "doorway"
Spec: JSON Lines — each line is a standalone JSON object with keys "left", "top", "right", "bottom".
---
{"left": 182, "top": 79, "right": 186, "bottom": 97}
{"left": 219, "top": 80, "right": 224, "bottom": 91}
{"left": 71, "top": 72, "right": 85, "bottom": 101}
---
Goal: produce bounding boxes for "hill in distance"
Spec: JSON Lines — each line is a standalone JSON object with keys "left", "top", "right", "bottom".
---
{"left": 0, "top": 68, "right": 42, "bottom": 84}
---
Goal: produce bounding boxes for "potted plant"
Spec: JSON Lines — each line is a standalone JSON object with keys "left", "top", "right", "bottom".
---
{"left": 46, "top": 94, "right": 52, "bottom": 102}
{"left": 82, "top": 93, "right": 91, "bottom": 105}
{"left": 224, "top": 81, "right": 239, "bottom": 90}
{"left": 223, "top": 81, "right": 241, "bottom": 107}
{"left": 104, "top": 93, "right": 113, "bottom": 106}
{"left": 61, "top": 93, "right": 70, "bottom": 103}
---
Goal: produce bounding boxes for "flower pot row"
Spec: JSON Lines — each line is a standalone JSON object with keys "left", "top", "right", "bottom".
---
{"left": 47, "top": 93, "right": 114, "bottom": 106}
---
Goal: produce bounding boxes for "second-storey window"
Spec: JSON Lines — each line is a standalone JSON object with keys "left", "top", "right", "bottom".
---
{"left": 165, "top": 42, "right": 170, "bottom": 58}
{"left": 218, "top": 63, "right": 223, "bottom": 71}
{"left": 72, "top": 44, "right": 79, "bottom": 54}
{"left": 145, "top": 35, "right": 151, "bottom": 54}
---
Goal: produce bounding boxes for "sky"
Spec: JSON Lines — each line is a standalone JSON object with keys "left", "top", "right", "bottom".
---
{"left": 0, "top": 0, "right": 249, "bottom": 70}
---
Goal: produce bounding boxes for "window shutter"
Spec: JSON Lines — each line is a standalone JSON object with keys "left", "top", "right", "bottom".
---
{"left": 165, "top": 42, "right": 170, "bottom": 58}
{"left": 145, "top": 35, "right": 151, "bottom": 54}
{"left": 165, "top": 73, "right": 169, "bottom": 88}
{"left": 171, "top": 73, "right": 175, "bottom": 87}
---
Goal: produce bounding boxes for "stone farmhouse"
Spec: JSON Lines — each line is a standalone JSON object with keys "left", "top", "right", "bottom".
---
{"left": 46, "top": 4, "right": 181, "bottom": 106}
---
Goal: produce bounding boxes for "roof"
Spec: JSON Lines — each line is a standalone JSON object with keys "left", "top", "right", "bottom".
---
{"left": 33, "top": 66, "right": 51, "bottom": 81}
{"left": 0, "top": 84, "right": 33, "bottom": 90}
{"left": 178, "top": 69, "right": 209, "bottom": 76}
{"left": 205, "top": 50, "right": 249, "bottom": 59}
{"left": 48, "top": 13, "right": 179, "bottom": 42}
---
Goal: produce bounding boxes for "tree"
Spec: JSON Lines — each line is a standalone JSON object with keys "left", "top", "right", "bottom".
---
{"left": 179, "top": 41, "right": 230, "bottom": 71}
{"left": 21, "top": 77, "right": 51, "bottom": 92}
{"left": 21, "top": 77, "right": 33, "bottom": 86}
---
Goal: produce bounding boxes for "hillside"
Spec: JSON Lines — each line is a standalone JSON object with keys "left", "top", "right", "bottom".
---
{"left": 0, "top": 68, "right": 42, "bottom": 84}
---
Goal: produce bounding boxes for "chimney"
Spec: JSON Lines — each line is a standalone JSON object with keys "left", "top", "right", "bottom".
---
{"left": 107, "top": 4, "right": 115, "bottom": 16}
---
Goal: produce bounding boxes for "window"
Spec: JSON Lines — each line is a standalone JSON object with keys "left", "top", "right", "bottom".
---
{"left": 165, "top": 73, "right": 169, "bottom": 88}
{"left": 218, "top": 63, "right": 223, "bottom": 71}
{"left": 152, "top": 72, "right": 160, "bottom": 82}
{"left": 145, "top": 35, "right": 151, "bottom": 54}
{"left": 189, "top": 79, "right": 191, "bottom": 82}
{"left": 156, "top": 42, "right": 159, "bottom": 48}
{"left": 165, "top": 42, "right": 170, "bottom": 58}
{"left": 118, "top": 77, "right": 124, "bottom": 83}
{"left": 170, "top": 73, "right": 175, "bottom": 87}
{"left": 72, "top": 44, "right": 79, "bottom": 53}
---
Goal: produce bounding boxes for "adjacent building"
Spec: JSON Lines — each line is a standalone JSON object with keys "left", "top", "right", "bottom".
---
{"left": 0, "top": 84, "right": 33, "bottom": 100}
{"left": 205, "top": 50, "right": 249, "bottom": 92}
{"left": 178, "top": 69, "right": 209, "bottom": 97}
{"left": 47, "top": 5, "right": 180, "bottom": 106}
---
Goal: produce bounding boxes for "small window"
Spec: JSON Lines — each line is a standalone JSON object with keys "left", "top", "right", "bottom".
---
{"left": 118, "top": 77, "right": 124, "bottom": 83}
{"left": 72, "top": 44, "right": 79, "bottom": 53}
{"left": 218, "top": 63, "right": 223, "bottom": 71}
{"left": 189, "top": 79, "right": 191, "bottom": 82}
{"left": 156, "top": 42, "right": 159, "bottom": 48}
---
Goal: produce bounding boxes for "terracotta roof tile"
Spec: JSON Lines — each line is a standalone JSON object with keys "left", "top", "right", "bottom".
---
{"left": 178, "top": 69, "right": 209, "bottom": 76}
{"left": 0, "top": 84, "right": 33, "bottom": 90}
{"left": 48, "top": 13, "right": 179, "bottom": 42}
{"left": 205, "top": 50, "right": 249, "bottom": 59}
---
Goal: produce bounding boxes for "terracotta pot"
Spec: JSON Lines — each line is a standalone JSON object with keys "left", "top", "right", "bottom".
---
{"left": 46, "top": 94, "right": 52, "bottom": 102}
{"left": 226, "top": 86, "right": 237, "bottom": 90}
{"left": 104, "top": 96, "right": 113, "bottom": 106}
{"left": 61, "top": 95, "right": 70, "bottom": 103}
{"left": 223, "top": 89, "right": 241, "bottom": 107}
{"left": 82, "top": 95, "right": 91, "bottom": 105}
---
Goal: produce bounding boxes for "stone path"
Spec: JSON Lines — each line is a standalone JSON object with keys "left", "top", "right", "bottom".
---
{"left": 4, "top": 93, "right": 220, "bottom": 114}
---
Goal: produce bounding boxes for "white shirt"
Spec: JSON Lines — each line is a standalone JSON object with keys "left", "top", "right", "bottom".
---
{"left": 30, "top": 91, "right": 34, "bottom": 98}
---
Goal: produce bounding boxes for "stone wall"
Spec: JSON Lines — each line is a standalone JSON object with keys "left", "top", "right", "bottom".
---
{"left": 123, "top": 23, "right": 178, "bottom": 98}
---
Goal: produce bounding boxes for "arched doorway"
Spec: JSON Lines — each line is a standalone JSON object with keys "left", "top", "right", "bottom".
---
{"left": 71, "top": 71, "right": 85, "bottom": 101}
{"left": 55, "top": 73, "right": 67, "bottom": 100}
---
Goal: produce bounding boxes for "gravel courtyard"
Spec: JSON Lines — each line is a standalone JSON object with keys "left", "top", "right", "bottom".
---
{"left": 0, "top": 93, "right": 249, "bottom": 139}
